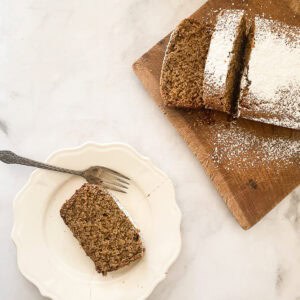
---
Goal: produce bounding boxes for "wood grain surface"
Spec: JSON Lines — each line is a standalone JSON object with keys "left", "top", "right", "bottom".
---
{"left": 133, "top": 0, "right": 300, "bottom": 229}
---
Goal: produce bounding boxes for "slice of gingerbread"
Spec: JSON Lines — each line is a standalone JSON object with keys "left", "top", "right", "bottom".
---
{"left": 160, "top": 18, "right": 213, "bottom": 108}
{"left": 60, "top": 183, "right": 144, "bottom": 275}
{"left": 238, "top": 16, "right": 300, "bottom": 130}
{"left": 202, "top": 9, "right": 246, "bottom": 114}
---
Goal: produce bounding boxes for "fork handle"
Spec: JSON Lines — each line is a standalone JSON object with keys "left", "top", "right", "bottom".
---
{"left": 0, "top": 150, "right": 83, "bottom": 176}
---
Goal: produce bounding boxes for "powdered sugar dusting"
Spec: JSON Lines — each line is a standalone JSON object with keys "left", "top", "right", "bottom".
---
{"left": 239, "top": 16, "right": 300, "bottom": 130}
{"left": 211, "top": 124, "right": 300, "bottom": 172}
{"left": 203, "top": 9, "right": 245, "bottom": 98}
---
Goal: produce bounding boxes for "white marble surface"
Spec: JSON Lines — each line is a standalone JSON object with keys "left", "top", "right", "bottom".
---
{"left": 0, "top": 0, "right": 300, "bottom": 299}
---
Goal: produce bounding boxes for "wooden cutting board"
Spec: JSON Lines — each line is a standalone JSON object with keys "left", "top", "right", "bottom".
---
{"left": 133, "top": 0, "right": 300, "bottom": 229}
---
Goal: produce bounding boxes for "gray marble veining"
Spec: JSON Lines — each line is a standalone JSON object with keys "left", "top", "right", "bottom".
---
{"left": 0, "top": 120, "right": 8, "bottom": 135}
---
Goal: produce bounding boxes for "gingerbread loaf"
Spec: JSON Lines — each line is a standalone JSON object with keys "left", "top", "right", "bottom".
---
{"left": 160, "top": 10, "right": 300, "bottom": 130}
{"left": 238, "top": 16, "right": 300, "bottom": 130}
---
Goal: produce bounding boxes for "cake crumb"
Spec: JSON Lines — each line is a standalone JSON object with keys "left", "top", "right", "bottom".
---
{"left": 60, "top": 184, "right": 144, "bottom": 275}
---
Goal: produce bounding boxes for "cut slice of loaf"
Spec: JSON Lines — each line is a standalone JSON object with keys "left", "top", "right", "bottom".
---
{"left": 60, "top": 184, "right": 145, "bottom": 275}
{"left": 203, "top": 9, "right": 247, "bottom": 114}
{"left": 160, "top": 18, "right": 213, "bottom": 108}
{"left": 238, "top": 16, "right": 300, "bottom": 130}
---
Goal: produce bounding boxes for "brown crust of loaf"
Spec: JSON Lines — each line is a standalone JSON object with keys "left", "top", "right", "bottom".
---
{"left": 160, "top": 18, "right": 213, "bottom": 109}
{"left": 60, "top": 183, "right": 144, "bottom": 275}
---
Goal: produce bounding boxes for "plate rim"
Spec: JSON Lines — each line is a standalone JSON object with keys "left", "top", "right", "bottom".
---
{"left": 11, "top": 142, "right": 182, "bottom": 300}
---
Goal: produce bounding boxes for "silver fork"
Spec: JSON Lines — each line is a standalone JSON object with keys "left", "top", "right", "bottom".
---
{"left": 0, "top": 150, "right": 130, "bottom": 193}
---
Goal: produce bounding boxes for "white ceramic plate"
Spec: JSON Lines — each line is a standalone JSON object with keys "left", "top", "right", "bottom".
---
{"left": 11, "top": 143, "right": 181, "bottom": 300}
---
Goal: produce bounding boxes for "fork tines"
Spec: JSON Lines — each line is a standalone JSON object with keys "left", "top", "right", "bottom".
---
{"left": 102, "top": 167, "right": 130, "bottom": 181}
{"left": 101, "top": 168, "right": 130, "bottom": 193}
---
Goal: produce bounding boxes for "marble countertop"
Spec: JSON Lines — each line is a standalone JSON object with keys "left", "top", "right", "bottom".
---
{"left": 0, "top": 0, "right": 300, "bottom": 299}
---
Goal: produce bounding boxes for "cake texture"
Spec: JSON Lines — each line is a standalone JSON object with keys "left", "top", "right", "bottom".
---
{"left": 160, "top": 18, "right": 213, "bottom": 108}
{"left": 239, "top": 16, "right": 300, "bottom": 130}
{"left": 289, "top": 0, "right": 300, "bottom": 15}
{"left": 203, "top": 9, "right": 246, "bottom": 114}
{"left": 60, "top": 184, "right": 144, "bottom": 275}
